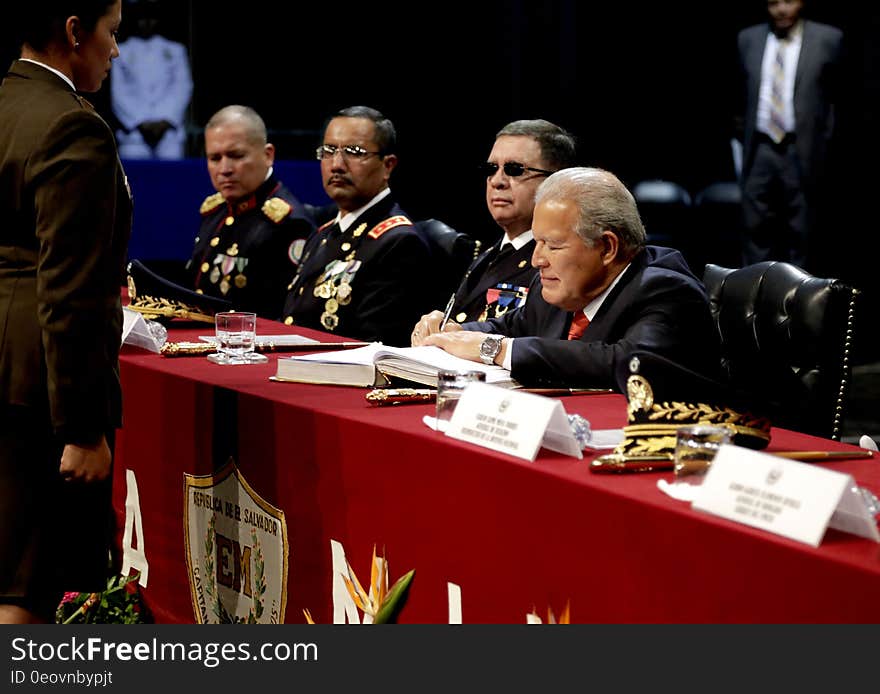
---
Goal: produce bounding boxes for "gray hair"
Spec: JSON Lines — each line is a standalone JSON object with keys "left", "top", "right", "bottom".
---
{"left": 535, "top": 167, "right": 646, "bottom": 254}
{"left": 205, "top": 105, "right": 267, "bottom": 146}
{"left": 496, "top": 119, "right": 578, "bottom": 170}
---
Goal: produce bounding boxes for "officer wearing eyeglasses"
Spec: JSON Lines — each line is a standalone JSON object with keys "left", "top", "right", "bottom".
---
{"left": 186, "top": 105, "right": 315, "bottom": 318}
{"left": 280, "top": 106, "right": 433, "bottom": 347}
{"left": 443, "top": 119, "right": 577, "bottom": 326}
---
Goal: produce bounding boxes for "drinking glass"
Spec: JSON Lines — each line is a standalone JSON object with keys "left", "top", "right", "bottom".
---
{"left": 207, "top": 311, "right": 267, "bottom": 364}
{"left": 435, "top": 370, "right": 486, "bottom": 424}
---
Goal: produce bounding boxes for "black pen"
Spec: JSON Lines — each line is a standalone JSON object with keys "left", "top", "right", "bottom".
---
{"left": 438, "top": 293, "right": 456, "bottom": 331}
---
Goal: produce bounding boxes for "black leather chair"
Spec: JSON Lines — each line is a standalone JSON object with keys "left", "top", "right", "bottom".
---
{"left": 302, "top": 202, "right": 336, "bottom": 228}
{"left": 692, "top": 181, "right": 743, "bottom": 271}
{"left": 414, "top": 218, "right": 480, "bottom": 308}
{"left": 632, "top": 179, "right": 694, "bottom": 265}
{"left": 703, "top": 261, "right": 860, "bottom": 440}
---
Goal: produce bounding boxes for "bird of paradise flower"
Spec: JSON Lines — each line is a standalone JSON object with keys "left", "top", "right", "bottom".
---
{"left": 303, "top": 545, "right": 415, "bottom": 624}
{"left": 527, "top": 600, "right": 571, "bottom": 624}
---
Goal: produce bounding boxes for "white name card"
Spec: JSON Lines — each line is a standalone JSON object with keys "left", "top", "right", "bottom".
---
{"left": 693, "top": 445, "right": 880, "bottom": 547}
{"left": 445, "top": 382, "right": 582, "bottom": 461}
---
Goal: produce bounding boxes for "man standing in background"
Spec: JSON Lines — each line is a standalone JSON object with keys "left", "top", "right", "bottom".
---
{"left": 736, "top": 0, "right": 843, "bottom": 270}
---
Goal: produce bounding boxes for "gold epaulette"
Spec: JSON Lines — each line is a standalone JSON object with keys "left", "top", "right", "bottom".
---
{"left": 200, "top": 192, "right": 225, "bottom": 215}
{"left": 367, "top": 215, "right": 412, "bottom": 239}
{"left": 262, "top": 197, "right": 292, "bottom": 223}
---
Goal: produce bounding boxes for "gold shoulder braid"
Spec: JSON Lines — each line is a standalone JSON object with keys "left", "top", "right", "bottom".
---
{"left": 614, "top": 372, "right": 772, "bottom": 458}
{"left": 262, "top": 197, "right": 292, "bottom": 223}
{"left": 200, "top": 192, "right": 225, "bottom": 215}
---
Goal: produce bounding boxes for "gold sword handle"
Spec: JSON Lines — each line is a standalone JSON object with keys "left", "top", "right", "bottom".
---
{"left": 365, "top": 388, "right": 436, "bottom": 406}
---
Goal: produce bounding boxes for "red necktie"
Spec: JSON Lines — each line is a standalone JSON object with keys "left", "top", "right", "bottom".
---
{"left": 567, "top": 312, "right": 590, "bottom": 340}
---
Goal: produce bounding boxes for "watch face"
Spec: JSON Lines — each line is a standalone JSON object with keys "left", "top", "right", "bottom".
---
{"left": 481, "top": 335, "right": 501, "bottom": 362}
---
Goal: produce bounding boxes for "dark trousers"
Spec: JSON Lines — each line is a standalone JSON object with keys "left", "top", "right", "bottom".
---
{"left": 741, "top": 134, "right": 811, "bottom": 269}
{"left": 1, "top": 406, "right": 113, "bottom": 612}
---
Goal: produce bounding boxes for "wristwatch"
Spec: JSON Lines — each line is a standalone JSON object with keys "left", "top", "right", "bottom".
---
{"left": 479, "top": 334, "right": 504, "bottom": 365}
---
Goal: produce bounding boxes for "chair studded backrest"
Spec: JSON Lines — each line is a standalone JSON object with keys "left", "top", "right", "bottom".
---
{"left": 703, "top": 261, "right": 859, "bottom": 440}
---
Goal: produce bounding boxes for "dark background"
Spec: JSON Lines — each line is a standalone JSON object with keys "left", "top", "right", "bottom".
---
{"left": 2, "top": 0, "right": 879, "bottom": 303}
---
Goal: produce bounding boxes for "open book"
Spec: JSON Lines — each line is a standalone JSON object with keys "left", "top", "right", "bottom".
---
{"left": 272, "top": 342, "right": 519, "bottom": 388}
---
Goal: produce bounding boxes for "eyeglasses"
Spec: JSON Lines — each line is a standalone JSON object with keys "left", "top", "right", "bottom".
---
{"left": 480, "top": 161, "right": 555, "bottom": 178}
{"left": 315, "top": 144, "right": 383, "bottom": 162}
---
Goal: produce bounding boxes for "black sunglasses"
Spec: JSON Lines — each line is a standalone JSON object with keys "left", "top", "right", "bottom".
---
{"left": 480, "top": 161, "right": 555, "bottom": 178}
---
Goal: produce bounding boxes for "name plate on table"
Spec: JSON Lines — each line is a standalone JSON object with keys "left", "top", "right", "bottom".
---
{"left": 693, "top": 446, "right": 880, "bottom": 547}
{"left": 445, "top": 382, "right": 582, "bottom": 461}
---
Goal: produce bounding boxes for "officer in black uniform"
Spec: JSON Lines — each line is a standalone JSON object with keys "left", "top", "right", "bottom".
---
{"left": 450, "top": 119, "right": 578, "bottom": 324}
{"left": 281, "top": 106, "right": 432, "bottom": 347}
{"left": 186, "top": 105, "right": 314, "bottom": 318}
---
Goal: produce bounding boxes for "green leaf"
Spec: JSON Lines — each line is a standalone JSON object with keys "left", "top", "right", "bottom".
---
{"left": 373, "top": 569, "right": 415, "bottom": 624}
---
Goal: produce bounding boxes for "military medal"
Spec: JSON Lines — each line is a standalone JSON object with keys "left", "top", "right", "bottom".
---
{"left": 325, "top": 297, "right": 339, "bottom": 314}
{"left": 220, "top": 278, "right": 230, "bottom": 295}
{"left": 209, "top": 266, "right": 220, "bottom": 283}
{"left": 321, "top": 312, "right": 339, "bottom": 330}
{"left": 336, "top": 281, "right": 352, "bottom": 305}
{"left": 235, "top": 274, "right": 247, "bottom": 289}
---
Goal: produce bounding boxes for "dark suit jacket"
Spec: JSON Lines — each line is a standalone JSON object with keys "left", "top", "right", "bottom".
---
{"left": 0, "top": 60, "right": 132, "bottom": 444}
{"left": 452, "top": 237, "right": 537, "bottom": 323}
{"left": 463, "top": 246, "right": 720, "bottom": 389}
{"left": 737, "top": 20, "right": 843, "bottom": 190}
{"left": 281, "top": 195, "right": 433, "bottom": 346}
{"left": 186, "top": 174, "right": 315, "bottom": 318}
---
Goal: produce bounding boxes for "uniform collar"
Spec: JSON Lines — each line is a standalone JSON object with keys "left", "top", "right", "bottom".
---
{"left": 226, "top": 173, "right": 280, "bottom": 216}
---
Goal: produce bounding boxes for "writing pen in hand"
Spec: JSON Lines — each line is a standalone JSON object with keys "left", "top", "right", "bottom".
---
{"left": 438, "top": 292, "right": 456, "bottom": 332}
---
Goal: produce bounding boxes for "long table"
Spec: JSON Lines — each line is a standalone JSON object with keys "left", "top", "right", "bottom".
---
{"left": 111, "top": 319, "right": 880, "bottom": 623}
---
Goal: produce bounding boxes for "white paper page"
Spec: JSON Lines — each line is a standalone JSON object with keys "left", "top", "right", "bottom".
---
{"left": 283, "top": 342, "right": 384, "bottom": 365}
{"left": 375, "top": 345, "right": 511, "bottom": 380}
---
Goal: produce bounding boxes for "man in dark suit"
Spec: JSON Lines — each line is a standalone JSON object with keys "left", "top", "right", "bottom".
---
{"left": 450, "top": 119, "right": 577, "bottom": 324}
{"left": 412, "top": 167, "right": 720, "bottom": 390}
{"left": 281, "top": 106, "right": 433, "bottom": 347}
{"left": 185, "top": 105, "right": 315, "bottom": 318}
{"left": 736, "top": 0, "right": 843, "bottom": 269}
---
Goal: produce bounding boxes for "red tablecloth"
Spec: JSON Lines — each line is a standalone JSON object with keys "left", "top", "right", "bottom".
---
{"left": 112, "top": 318, "right": 880, "bottom": 623}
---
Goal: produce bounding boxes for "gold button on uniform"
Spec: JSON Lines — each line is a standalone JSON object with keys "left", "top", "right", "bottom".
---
{"left": 284, "top": 316, "right": 294, "bottom": 325}
{"left": 225, "top": 216, "right": 234, "bottom": 226}
{"left": 200, "top": 262, "right": 210, "bottom": 272}
{"left": 210, "top": 237, "right": 220, "bottom": 247}
{"left": 455, "top": 312, "right": 467, "bottom": 323}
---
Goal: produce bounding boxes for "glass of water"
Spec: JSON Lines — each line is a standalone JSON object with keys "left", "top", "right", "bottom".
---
{"left": 207, "top": 311, "right": 267, "bottom": 365}
{"left": 673, "top": 424, "right": 733, "bottom": 481}
{"left": 436, "top": 369, "right": 486, "bottom": 425}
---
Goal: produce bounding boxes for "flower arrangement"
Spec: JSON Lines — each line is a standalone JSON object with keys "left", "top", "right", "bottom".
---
{"left": 304, "top": 545, "right": 415, "bottom": 624}
{"left": 527, "top": 601, "right": 571, "bottom": 624}
{"left": 55, "top": 571, "right": 152, "bottom": 624}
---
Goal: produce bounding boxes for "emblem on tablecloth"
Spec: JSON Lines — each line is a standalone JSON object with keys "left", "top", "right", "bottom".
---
{"left": 184, "top": 460, "right": 289, "bottom": 623}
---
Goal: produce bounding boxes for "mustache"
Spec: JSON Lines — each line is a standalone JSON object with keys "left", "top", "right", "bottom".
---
{"left": 327, "top": 174, "right": 352, "bottom": 186}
